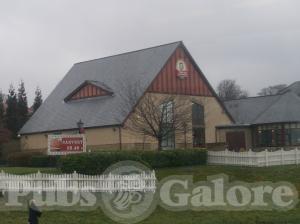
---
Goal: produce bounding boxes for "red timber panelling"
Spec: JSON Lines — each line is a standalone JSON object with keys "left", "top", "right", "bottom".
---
{"left": 70, "top": 84, "right": 110, "bottom": 100}
{"left": 148, "top": 47, "right": 213, "bottom": 96}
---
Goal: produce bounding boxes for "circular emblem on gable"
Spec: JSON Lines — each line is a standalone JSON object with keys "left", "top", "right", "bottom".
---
{"left": 176, "top": 59, "right": 189, "bottom": 79}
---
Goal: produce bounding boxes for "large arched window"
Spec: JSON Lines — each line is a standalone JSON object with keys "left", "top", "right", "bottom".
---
{"left": 160, "top": 101, "right": 175, "bottom": 149}
{"left": 192, "top": 103, "right": 205, "bottom": 147}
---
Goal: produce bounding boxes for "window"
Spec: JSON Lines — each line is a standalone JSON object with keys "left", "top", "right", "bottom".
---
{"left": 257, "top": 130, "right": 273, "bottom": 147}
{"left": 160, "top": 101, "right": 175, "bottom": 149}
{"left": 290, "top": 129, "right": 300, "bottom": 145}
{"left": 192, "top": 103, "right": 205, "bottom": 147}
{"left": 161, "top": 101, "right": 173, "bottom": 124}
{"left": 285, "top": 123, "right": 300, "bottom": 146}
{"left": 254, "top": 123, "right": 300, "bottom": 147}
{"left": 192, "top": 103, "right": 204, "bottom": 126}
{"left": 255, "top": 124, "right": 284, "bottom": 147}
{"left": 193, "top": 128, "right": 205, "bottom": 147}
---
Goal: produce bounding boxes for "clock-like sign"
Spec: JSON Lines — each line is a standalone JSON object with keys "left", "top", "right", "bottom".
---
{"left": 176, "top": 59, "right": 189, "bottom": 79}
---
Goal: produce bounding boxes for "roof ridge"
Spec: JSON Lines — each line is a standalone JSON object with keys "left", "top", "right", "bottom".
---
{"left": 279, "top": 81, "right": 300, "bottom": 94}
{"left": 74, "top": 41, "right": 182, "bottom": 65}
{"left": 223, "top": 93, "right": 282, "bottom": 102}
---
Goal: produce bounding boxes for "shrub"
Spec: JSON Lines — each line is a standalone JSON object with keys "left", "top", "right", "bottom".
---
{"left": 60, "top": 152, "right": 145, "bottom": 174}
{"left": 138, "top": 149, "right": 207, "bottom": 168}
{"left": 60, "top": 149, "right": 207, "bottom": 174}
{"left": 7, "top": 153, "right": 60, "bottom": 167}
{"left": 7, "top": 152, "right": 35, "bottom": 167}
{"left": 30, "top": 155, "right": 60, "bottom": 167}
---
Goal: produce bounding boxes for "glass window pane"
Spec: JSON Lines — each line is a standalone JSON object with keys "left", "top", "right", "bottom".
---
{"left": 192, "top": 103, "right": 204, "bottom": 126}
{"left": 160, "top": 101, "right": 175, "bottom": 148}
{"left": 291, "top": 129, "right": 300, "bottom": 145}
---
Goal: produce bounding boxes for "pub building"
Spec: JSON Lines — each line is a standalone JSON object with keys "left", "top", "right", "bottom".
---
{"left": 19, "top": 42, "right": 300, "bottom": 153}
{"left": 217, "top": 83, "right": 300, "bottom": 151}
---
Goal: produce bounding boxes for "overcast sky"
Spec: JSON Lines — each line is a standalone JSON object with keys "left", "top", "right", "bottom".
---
{"left": 0, "top": 0, "right": 299, "bottom": 104}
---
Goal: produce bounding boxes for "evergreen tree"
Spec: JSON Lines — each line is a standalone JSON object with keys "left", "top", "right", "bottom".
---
{"left": 32, "top": 86, "right": 43, "bottom": 113}
{"left": 0, "top": 92, "right": 4, "bottom": 127}
{"left": 17, "top": 80, "right": 28, "bottom": 130}
{"left": 6, "top": 85, "right": 18, "bottom": 136}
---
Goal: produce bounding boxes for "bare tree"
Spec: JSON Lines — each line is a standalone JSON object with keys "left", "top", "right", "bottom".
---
{"left": 257, "top": 84, "right": 287, "bottom": 96}
{"left": 217, "top": 79, "right": 248, "bottom": 101}
{"left": 119, "top": 81, "right": 192, "bottom": 150}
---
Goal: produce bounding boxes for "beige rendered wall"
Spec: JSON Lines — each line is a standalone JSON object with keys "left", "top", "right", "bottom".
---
{"left": 21, "top": 93, "right": 232, "bottom": 152}
{"left": 191, "top": 96, "right": 232, "bottom": 144}
{"left": 122, "top": 93, "right": 232, "bottom": 148}
{"left": 216, "top": 127, "right": 252, "bottom": 150}
{"left": 21, "top": 127, "right": 121, "bottom": 153}
{"left": 20, "top": 133, "right": 48, "bottom": 154}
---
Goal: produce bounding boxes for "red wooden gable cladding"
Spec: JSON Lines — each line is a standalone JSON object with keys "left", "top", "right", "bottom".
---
{"left": 148, "top": 47, "right": 212, "bottom": 96}
{"left": 70, "top": 83, "right": 110, "bottom": 100}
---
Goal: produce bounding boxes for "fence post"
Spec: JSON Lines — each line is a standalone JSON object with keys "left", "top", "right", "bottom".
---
{"left": 281, "top": 148, "right": 284, "bottom": 165}
{"left": 0, "top": 170, "right": 4, "bottom": 192}
{"left": 265, "top": 149, "right": 268, "bottom": 167}
{"left": 296, "top": 148, "right": 299, "bottom": 165}
{"left": 73, "top": 171, "right": 78, "bottom": 192}
{"left": 37, "top": 170, "right": 42, "bottom": 193}
{"left": 225, "top": 149, "right": 228, "bottom": 165}
{"left": 249, "top": 149, "right": 255, "bottom": 167}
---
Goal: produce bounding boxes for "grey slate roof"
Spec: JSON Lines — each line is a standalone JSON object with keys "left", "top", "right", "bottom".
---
{"left": 20, "top": 42, "right": 181, "bottom": 134}
{"left": 279, "top": 81, "right": 300, "bottom": 96}
{"left": 253, "top": 91, "right": 300, "bottom": 124}
{"left": 224, "top": 91, "right": 300, "bottom": 125}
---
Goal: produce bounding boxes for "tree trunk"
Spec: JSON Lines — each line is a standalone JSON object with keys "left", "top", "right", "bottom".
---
{"left": 158, "top": 138, "right": 162, "bottom": 151}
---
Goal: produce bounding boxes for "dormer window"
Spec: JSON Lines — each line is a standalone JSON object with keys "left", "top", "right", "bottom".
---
{"left": 65, "top": 80, "right": 113, "bottom": 102}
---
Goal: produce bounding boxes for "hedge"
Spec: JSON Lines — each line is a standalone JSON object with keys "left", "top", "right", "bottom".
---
{"left": 60, "top": 149, "right": 207, "bottom": 174}
{"left": 7, "top": 152, "right": 60, "bottom": 167}
{"left": 7, "top": 152, "right": 35, "bottom": 167}
{"left": 30, "top": 155, "right": 61, "bottom": 167}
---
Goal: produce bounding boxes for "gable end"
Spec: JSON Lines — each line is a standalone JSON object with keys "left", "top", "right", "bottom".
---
{"left": 65, "top": 80, "right": 113, "bottom": 101}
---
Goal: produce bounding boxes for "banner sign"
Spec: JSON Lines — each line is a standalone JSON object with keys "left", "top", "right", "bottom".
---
{"left": 48, "top": 134, "right": 86, "bottom": 155}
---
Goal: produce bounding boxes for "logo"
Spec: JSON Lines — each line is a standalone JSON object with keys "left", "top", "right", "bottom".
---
{"left": 176, "top": 59, "right": 189, "bottom": 79}
{"left": 113, "top": 191, "right": 143, "bottom": 211}
{"left": 1, "top": 162, "right": 298, "bottom": 224}
{"left": 100, "top": 161, "right": 157, "bottom": 224}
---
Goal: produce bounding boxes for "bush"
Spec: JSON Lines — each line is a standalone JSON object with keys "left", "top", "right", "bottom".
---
{"left": 7, "top": 152, "right": 35, "bottom": 167}
{"left": 60, "top": 149, "right": 207, "bottom": 174}
{"left": 30, "top": 155, "right": 61, "bottom": 167}
{"left": 139, "top": 149, "right": 207, "bottom": 168}
{"left": 60, "top": 151, "right": 146, "bottom": 174}
{"left": 7, "top": 153, "right": 60, "bottom": 167}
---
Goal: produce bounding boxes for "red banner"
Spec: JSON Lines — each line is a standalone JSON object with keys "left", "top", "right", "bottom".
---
{"left": 48, "top": 135, "right": 86, "bottom": 155}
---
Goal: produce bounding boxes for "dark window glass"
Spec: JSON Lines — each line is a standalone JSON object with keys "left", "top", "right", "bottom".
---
{"left": 160, "top": 101, "right": 175, "bottom": 148}
{"left": 192, "top": 103, "right": 205, "bottom": 147}
{"left": 255, "top": 123, "right": 300, "bottom": 147}
{"left": 192, "top": 103, "right": 204, "bottom": 126}
{"left": 193, "top": 127, "right": 205, "bottom": 147}
{"left": 258, "top": 130, "right": 273, "bottom": 147}
{"left": 290, "top": 129, "right": 300, "bottom": 145}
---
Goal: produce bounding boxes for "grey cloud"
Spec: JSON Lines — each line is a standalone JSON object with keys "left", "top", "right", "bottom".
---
{"left": 0, "top": 0, "right": 299, "bottom": 104}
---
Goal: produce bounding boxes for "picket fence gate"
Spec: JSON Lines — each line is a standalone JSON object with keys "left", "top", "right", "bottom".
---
{"left": 0, "top": 171, "right": 156, "bottom": 192}
{"left": 208, "top": 148, "right": 300, "bottom": 167}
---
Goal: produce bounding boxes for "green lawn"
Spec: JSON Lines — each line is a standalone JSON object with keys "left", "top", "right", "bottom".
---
{"left": 1, "top": 165, "right": 300, "bottom": 223}
{"left": 0, "top": 166, "right": 61, "bottom": 174}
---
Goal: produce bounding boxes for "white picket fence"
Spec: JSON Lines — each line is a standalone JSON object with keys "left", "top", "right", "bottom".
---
{"left": 0, "top": 171, "right": 156, "bottom": 192}
{"left": 208, "top": 148, "right": 300, "bottom": 167}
